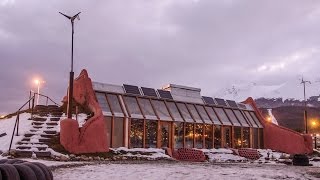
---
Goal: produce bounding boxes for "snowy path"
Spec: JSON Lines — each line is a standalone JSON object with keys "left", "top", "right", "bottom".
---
{"left": 52, "top": 162, "right": 320, "bottom": 180}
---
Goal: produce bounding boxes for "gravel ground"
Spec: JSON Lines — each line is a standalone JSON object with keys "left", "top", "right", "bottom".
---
{"left": 52, "top": 161, "right": 320, "bottom": 180}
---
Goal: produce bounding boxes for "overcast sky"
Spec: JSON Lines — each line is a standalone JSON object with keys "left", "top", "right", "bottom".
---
{"left": 1, "top": 0, "right": 320, "bottom": 113}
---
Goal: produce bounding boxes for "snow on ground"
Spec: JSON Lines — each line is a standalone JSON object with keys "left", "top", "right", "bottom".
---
{"left": 0, "top": 113, "right": 33, "bottom": 155}
{"left": 21, "top": 158, "right": 92, "bottom": 167}
{"left": 111, "top": 147, "right": 171, "bottom": 160}
{"left": 201, "top": 148, "right": 247, "bottom": 162}
{"left": 53, "top": 162, "right": 320, "bottom": 180}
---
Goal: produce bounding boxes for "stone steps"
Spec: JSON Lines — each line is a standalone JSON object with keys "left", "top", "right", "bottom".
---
{"left": 13, "top": 105, "right": 63, "bottom": 158}
{"left": 15, "top": 150, "right": 51, "bottom": 158}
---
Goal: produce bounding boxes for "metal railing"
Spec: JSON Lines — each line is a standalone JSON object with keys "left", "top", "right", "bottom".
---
{"left": 8, "top": 93, "right": 60, "bottom": 153}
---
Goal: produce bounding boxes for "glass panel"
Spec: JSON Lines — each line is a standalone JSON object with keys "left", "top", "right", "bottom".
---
{"left": 224, "top": 126, "right": 232, "bottom": 148}
{"left": 174, "top": 122, "right": 184, "bottom": 148}
{"left": 138, "top": 98, "right": 156, "bottom": 117}
{"left": 124, "top": 96, "right": 142, "bottom": 115}
{"left": 130, "top": 119, "right": 144, "bottom": 148}
{"left": 250, "top": 112, "right": 263, "bottom": 128}
{"left": 234, "top": 127, "right": 242, "bottom": 148}
{"left": 205, "top": 125, "right": 213, "bottom": 149}
{"left": 106, "top": 94, "right": 123, "bottom": 114}
{"left": 214, "top": 125, "right": 222, "bottom": 148}
{"left": 112, "top": 117, "right": 124, "bottom": 148}
{"left": 214, "top": 108, "right": 232, "bottom": 126}
{"left": 185, "top": 123, "right": 194, "bottom": 148}
{"left": 234, "top": 110, "right": 250, "bottom": 127}
{"left": 96, "top": 93, "right": 111, "bottom": 112}
{"left": 146, "top": 120, "right": 157, "bottom": 148}
{"left": 177, "top": 103, "right": 194, "bottom": 122}
{"left": 167, "top": 102, "right": 184, "bottom": 122}
{"left": 195, "top": 124, "right": 203, "bottom": 148}
{"left": 160, "top": 122, "right": 171, "bottom": 148}
{"left": 187, "top": 104, "right": 203, "bottom": 123}
{"left": 152, "top": 100, "right": 172, "bottom": 121}
{"left": 196, "top": 105, "right": 212, "bottom": 124}
{"left": 104, "top": 116, "right": 112, "bottom": 148}
{"left": 205, "top": 107, "right": 222, "bottom": 125}
{"left": 225, "top": 109, "right": 241, "bottom": 126}
{"left": 244, "top": 111, "right": 258, "bottom": 128}
{"left": 253, "top": 128, "right": 259, "bottom": 149}
{"left": 243, "top": 127, "right": 250, "bottom": 148}
{"left": 259, "top": 129, "right": 264, "bottom": 149}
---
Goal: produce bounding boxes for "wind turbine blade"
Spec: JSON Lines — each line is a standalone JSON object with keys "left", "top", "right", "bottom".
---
{"left": 59, "top": 12, "right": 72, "bottom": 19}
{"left": 72, "top": 12, "right": 81, "bottom": 20}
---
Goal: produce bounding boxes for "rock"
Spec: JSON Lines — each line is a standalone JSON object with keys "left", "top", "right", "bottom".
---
{"left": 70, "top": 154, "right": 76, "bottom": 159}
{"left": 31, "top": 152, "right": 37, "bottom": 159}
{"left": 60, "top": 155, "right": 70, "bottom": 161}
{"left": 93, "top": 156, "right": 101, "bottom": 161}
{"left": 75, "top": 156, "right": 81, "bottom": 161}
{"left": 80, "top": 155, "right": 88, "bottom": 161}
{"left": 88, "top": 157, "right": 93, "bottom": 161}
{"left": 104, "top": 158, "right": 110, "bottom": 161}
{"left": 122, "top": 157, "right": 127, "bottom": 160}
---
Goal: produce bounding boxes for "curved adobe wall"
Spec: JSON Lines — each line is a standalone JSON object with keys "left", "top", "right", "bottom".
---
{"left": 243, "top": 97, "right": 312, "bottom": 154}
{"left": 60, "top": 69, "right": 109, "bottom": 154}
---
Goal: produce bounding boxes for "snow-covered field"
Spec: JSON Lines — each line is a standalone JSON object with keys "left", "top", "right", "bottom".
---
{"left": 52, "top": 162, "right": 320, "bottom": 180}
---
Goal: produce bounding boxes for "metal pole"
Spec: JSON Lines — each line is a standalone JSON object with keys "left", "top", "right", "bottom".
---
{"left": 29, "top": 91, "right": 31, "bottom": 109}
{"left": 304, "top": 83, "right": 308, "bottom": 134}
{"left": 31, "top": 95, "right": 35, "bottom": 119}
{"left": 37, "top": 84, "right": 40, "bottom": 105}
{"left": 301, "top": 78, "right": 311, "bottom": 134}
{"left": 16, "top": 113, "right": 20, "bottom": 136}
{"left": 67, "top": 21, "right": 75, "bottom": 119}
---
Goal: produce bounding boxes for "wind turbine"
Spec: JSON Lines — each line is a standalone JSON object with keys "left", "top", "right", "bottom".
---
{"left": 59, "top": 12, "right": 81, "bottom": 119}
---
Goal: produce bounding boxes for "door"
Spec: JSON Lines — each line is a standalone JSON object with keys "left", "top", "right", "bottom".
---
{"left": 224, "top": 126, "right": 232, "bottom": 148}
{"left": 160, "top": 121, "right": 171, "bottom": 148}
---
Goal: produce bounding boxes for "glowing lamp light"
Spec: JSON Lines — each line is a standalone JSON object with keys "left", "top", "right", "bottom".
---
{"left": 266, "top": 117, "right": 272, "bottom": 122}
{"left": 311, "top": 121, "right": 317, "bottom": 127}
{"left": 34, "top": 79, "right": 40, "bottom": 85}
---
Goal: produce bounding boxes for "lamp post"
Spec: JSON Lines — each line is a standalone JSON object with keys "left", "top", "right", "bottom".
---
{"left": 59, "top": 12, "right": 81, "bottom": 119}
{"left": 301, "top": 77, "right": 311, "bottom": 134}
{"left": 34, "top": 79, "right": 45, "bottom": 105}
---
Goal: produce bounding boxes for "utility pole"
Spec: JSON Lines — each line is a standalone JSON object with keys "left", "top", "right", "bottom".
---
{"left": 301, "top": 77, "right": 311, "bottom": 134}
{"left": 59, "top": 12, "right": 81, "bottom": 119}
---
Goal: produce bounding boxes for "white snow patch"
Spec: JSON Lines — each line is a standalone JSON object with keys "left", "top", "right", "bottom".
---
{"left": 0, "top": 113, "right": 33, "bottom": 153}
{"left": 111, "top": 147, "right": 171, "bottom": 160}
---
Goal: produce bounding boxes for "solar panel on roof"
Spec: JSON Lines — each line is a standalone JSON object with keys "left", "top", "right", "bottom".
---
{"left": 215, "top": 98, "right": 228, "bottom": 106}
{"left": 202, "top": 96, "right": 216, "bottom": 105}
{"left": 157, "top": 89, "right": 173, "bottom": 100}
{"left": 141, "top": 87, "right": 158, "bottom": 98}
{"left": 226, "top": 100, "right": 238, "bottom": 108}
{"left": 237, "top": 103, "right": 247, "bottom": 109}
{"left": 123, "top": 84, "right": 141, "bottom": 95}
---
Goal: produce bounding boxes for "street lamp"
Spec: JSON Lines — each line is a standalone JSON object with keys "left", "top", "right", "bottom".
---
{"left": 34, "top": 79, "right": 45, "bottom": 105}
{"left": 301, "top": 77, "right": 311, "bottom": 134}
{"left": 59, "top": 11, "right": 81, "bottom": 119}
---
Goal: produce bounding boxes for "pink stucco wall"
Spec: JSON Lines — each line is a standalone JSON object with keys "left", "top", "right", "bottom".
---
{"left": 60, "top": 69, "right": 109, "bottom": 154}
{"left": 244, "top": 98, "right": 313, "bottom": 154}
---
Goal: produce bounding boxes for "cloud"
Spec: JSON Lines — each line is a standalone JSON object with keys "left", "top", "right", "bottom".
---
{"left": 1, "top": 0, "right": 320, "bottom": 112}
